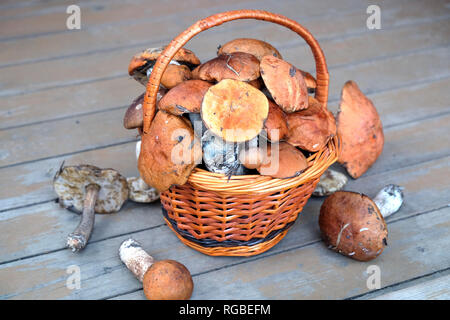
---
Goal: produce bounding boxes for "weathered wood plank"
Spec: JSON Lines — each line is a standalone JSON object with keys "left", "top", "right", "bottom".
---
{"left": 370, "top": 273, "right": 450, "bottom": 300}
{"left": 1, "top": 156, "right": 448, "bottom": 299}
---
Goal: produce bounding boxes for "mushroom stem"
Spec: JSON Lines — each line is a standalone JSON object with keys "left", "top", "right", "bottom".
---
{"left": 373, "top": 184, "right": 404, "bottom": 218}
{"left": 119, "top": 238, "right": 154, "bottom": 282}
{"left": 66, "top": 183, "right": 100, "bottom": 252}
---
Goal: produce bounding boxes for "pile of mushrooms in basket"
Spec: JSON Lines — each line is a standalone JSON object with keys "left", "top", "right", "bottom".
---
{"left": 125, "top": 37, "right": 404, "bottom": 265}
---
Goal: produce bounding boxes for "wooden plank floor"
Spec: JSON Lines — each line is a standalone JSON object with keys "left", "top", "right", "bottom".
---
{"left": 0, "top": 0, "right": 449, "bottom": 300}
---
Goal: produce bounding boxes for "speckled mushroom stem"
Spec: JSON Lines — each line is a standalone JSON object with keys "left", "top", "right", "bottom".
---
{"left": 373, "top": 184, "right": 404, "bottom": 218}
{"left": 119, "top": 238, "right": 154, "bottom": 282}
{"left": 67, "top": 184, "right": 100, "bottom": 252}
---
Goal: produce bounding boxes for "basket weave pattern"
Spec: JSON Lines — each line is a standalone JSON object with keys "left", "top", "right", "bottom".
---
{"left": 142, "top": 10, "right": 339, "bottom": 256}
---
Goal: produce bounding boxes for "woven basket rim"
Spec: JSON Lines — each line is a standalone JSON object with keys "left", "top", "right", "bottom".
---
{"left": 187, "top": 135, "right": 340, "bottom": 195}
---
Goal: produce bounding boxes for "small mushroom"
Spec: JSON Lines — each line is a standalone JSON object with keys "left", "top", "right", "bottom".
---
{"left": 264, "top": 100, "right": 289, "bottom": 142}
{"left": 238, "top": 146, "right": 265, "bottom": 170}
{"left": 217, "top": 38, "right": 282, "bottom": 61}
{"left": 192, "top": 52, "right": 260, "bottom": 83}
{"left": 158, "top": 80, "right": 212, "bottom": 115}
{"left": 138, "top": 111, "right": 202, "bottom": 192}
{"left": 119, "top": 238, "right": 193, "bottom": 300}
{"left": 53, "top": 165, "right": 128, "bottom": 251}
{"left": 286, "top": 97, "right": 336, "bottom": 152}
{"left": 372, "top": 184, "right": 404, "bottom": 218}
{"left": 260, "top": 55, "right": 309, "bottom": 113}
{"left": 201, "top": 79, "right": 269, "bottom": 143}
{"left": 256, "top": 142, "right": 308, "bottom": 178}
{"left": 126, "top": 177, "right": 160, "bottom": 203}
{"left": 128, "top": 46, "right": 200, "bottom": 88}
{"left": 337, "top": 80, "right": 384, "bottom": 179}
{"left": 201, "top": 130, "right": 245, "bottom": 176}
{"left": 319, "top": 185, "right": 403, "bottom": 261}
{"left": 312, "top": 169, "right": 348, "bottom": 197}
{"left": 123, "top": 88, "right": 167, "bottom": 130}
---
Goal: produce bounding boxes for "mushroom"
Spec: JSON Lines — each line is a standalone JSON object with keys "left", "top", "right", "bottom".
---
{"left": 263, "top": 100, "right": 289, "bottom": 142}
{"left": 53, "top": 164, "right": 128, "bottom": 251}
{"left": 119, "top": 238, "right": 193, "bottom": 300}
{"left": 238, "top": 146, "right": 265, "bottom": 170}
{"left": 312, "top": 169, "right": 348, "bottom": 197}
{"left": 158, "top": 80, "right": 212, "bottom": 115}
{"left": 201, "top": 130, "right": 245, "bottom": 176}
{"left": 336, "top": 80, "right": 384, "bottom": 179}
{"left": 257, "top": 142, "right": 308, "bottom": 178}
{"left": 286, "top": 97, "right": 336, "bottom": 152}
{"left": 319, "top": 185, "right": 403, "bottom": 261}
{"left": 128, "top": 46, "right": 200, "bottom": 88}
{"left": 201, "top": 79, "right": 269, "bottom": 143}
{"left": 138, "top": 110, "right": 202, "bottom": 192}
{"left": 260, "top": 55, "right": 309, "bottom": 113}
{"left": 192, "top": 52, "right": 260, "bottom": 83}
{"left": 217, "top": 38, "right": 282, "bottom": 61}
{"left": 123, "top": 88, "right": 167, "bottom": 131}
{"left": 126, "top": 177, "right": 160, "bottom": 203}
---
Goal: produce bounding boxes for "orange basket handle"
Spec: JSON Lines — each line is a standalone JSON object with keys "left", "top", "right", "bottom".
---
{"left": 142, "top": 10, "right": 329, "bottom": 133}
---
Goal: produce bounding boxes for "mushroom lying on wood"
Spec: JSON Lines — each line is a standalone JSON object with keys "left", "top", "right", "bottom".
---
{"left": 126, "top": 177, "right": 160, "bottom": 203}
{"left": 260, "top": 55, "right": 309, "bottom": 113}
{"left": 201, "top": 79, "right": 269, "bottom": 143}
{"left": 138, "top": 110, "right": 202, "bottom": 192}
{"left": 119, "top": 238, "right": 193, "bottom": 300}
{"left": 217, "top": 38, "right": 282, "bottom": 61}
{"left": 192, "top": 52, "right": 260, "bottom": 83}
{"left": 53, "top": 165, "right": 128, "bottom": 251}
{"left": 128, "top": 46, "right": 200, "bottom": 88}
{"left": 312, "top": 169, "right": 348, "bottom": 197}
{"left": 319, "top": 185, "right": 403, "bottom": 261}
{"left": 337, "top": 80, "right": 384, "bottom": 179}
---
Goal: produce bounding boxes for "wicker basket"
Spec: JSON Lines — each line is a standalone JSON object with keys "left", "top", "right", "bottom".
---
{"left": 141, "top": 10, "right": 339, "bottom": 257}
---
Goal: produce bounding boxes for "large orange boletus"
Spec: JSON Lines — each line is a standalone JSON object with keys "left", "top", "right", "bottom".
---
{"left": 217, "top": 38, "right": 282, "bottom": 61}
{"left": 201, "top": 79, "right": 269, "bottom": 143}
{"left": 319, "top": 191, "right": 388, "bottom": 261}
{"left": 286, "top": 97, "right": 336, "bottom": 152}
{"left": 138, "top": 111, "right": 202, "bottom": 192}
{"left": 158, "top": 80, "right": 212, "bottom": 115}
{"left": 337, "top": 80, "right": 384, "bottom": 179}
{"left": 193, "top": 52, "right": 260, "bottom": 83}
{"left": 260, "top": 56, "right": 309, "bottom": 113}
{"left": 258, "top": 142, "right": 308, "bottom": 178}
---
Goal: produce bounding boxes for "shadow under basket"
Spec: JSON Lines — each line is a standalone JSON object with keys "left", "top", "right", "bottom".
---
{"left": 142, "top": 10, "right": 340, "bottom": 256}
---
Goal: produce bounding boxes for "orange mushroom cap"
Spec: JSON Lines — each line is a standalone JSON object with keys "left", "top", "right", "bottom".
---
{"left": 257, "top": 142, "right": 308, "bottom": 178}
{"left": 337, "top": 80, "right": 384, "bottom": 179}
{"left": 264, "top": 100, "right": 289, "bottom": 142}
{"left": 260, "top": 56, "right": 309, "bottom": 113}
{"left": 217, "top": 38, "right": 282, "bottom": 61}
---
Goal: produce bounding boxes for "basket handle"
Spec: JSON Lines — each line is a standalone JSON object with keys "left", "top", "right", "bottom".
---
{"left": 142, "top": 10, "right": 329, "bottom": 133}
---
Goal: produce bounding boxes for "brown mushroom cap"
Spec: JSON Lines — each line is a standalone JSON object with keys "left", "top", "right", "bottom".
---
{"left": 264, "top": 100, "right": 289, "bottom": 142}
{"left": 123, "top": 88, "right": 167, "bottom": 130}
{"left": 257, "top": 142, "right": 308, "bottom": 178}
{"left": 300, "top": 70, "right": 317, "bottom": 90}
{"left": 319, "top": 191, "right": 388, "bottom": 261}
{"left": 337, "top": 81, "right": 384, "bottom": 179}
{"left": 193, "top": 52, "right": 260, "bottom": 83}
{"left": 158, "top": 80, "right": 212, "bottom": 115}
{"left": 260, "top": 56, "right": 309, "bottom": 113}
{"left": 217, "top": 38, "right": 282, "bottom": 61}
{"left": 143, "top": 260, "right": 194, "bottom": 300}
{"left": 286, "top": 97, "right": 336, "bottom": 152}
{"left": 201, "top": 79, "right": 269, "bottom": 143}
{"left": 238, "top": 147, "right": 265, "bottom": 169}
{"left": 160, "top": 64, "right": 192, "bottom": 89}
{"left": 138, "top": 111, "right": 202, "bottom": 192}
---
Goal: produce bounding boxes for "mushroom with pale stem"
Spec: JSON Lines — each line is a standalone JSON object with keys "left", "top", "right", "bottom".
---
{"left": 286, "top": 97, "right": 336, "bottom": 152}
{"left": 138, "top": 110, "right": 202, "bottom": 192}
{"left": 201, "top": 79, "right": 269, "bottom": 143}
{"left": 319, "top": 184, "right": 403, "bottom": 261}
{"left": 119, "top": 238, "right": 193, "bottom": 300}
{"left": 192, "top": 52, "right": 260, "bottom": 83}
{"left": 260, "top": 55, "right": 309, "bottom": 113}
{"left": 312, "top": 169, "right": 348, "bottom": 197}
{"left": 217, "top": 38, "right": 282, "bottom": 61}
{"left": 158, "top": 80, "right": 212, "bottom": 116}
{"left": 128, "top": 46, "right": 200, "bottom": 89}
{"left": 336, "top": 80, "right": 384, "bottom": 179}
{"left": 53, "top": 165, "right": 128, "bottom": 252}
